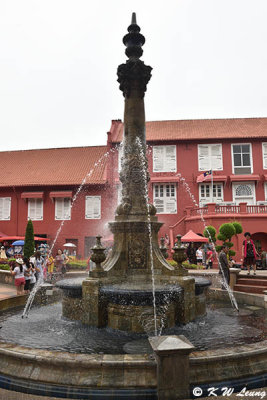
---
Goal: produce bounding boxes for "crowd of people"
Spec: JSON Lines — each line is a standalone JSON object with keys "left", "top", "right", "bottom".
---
{"left": 9, "top": 249, "right": 69, "bottom": 295}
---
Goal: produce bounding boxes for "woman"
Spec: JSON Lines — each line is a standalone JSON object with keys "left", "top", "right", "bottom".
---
{"left": 196, "top": 245, "right": 203, "bottom": 267}
{"left": 10, "top": 258, "right": 26, "bottom": 295}
{"left": 34, "top": 251, "right": 45, "bottom": 282}
{"left": 242, "top": 232, "right": 259, "bottom": 276}
{"left": 23, "top": 257, "right": 32, "bottom": 294}
{"left": 54, "top": 249, "right": 66, "bottom": 274}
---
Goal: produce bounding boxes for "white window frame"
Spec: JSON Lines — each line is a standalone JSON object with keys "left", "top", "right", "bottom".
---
{"left": 232, "top": 182, "right": 256, "bottom": 205}
{"left": 153, "top": 183, "right": 177, "bottom": 214}
{"left": 28, "top": 198, "right": 43, "bottom": 221}
{"left": 55, "top": 198, "right": 71, "bottom": 220}
{"left": 262, "top": 142, "right": 267, "bottom": 169}
{"left": 198, "top": 144, "right": 223, "bottom": 172}
{"left": 198, "top": 183, "right": 224, "bottom": 206}
{"left": 231, "top": 143, "right": 253, "bottom": 174}
{"left": 153, "top": 145, "right": 177, "bottom": 173}
{"left": 0, "top": 197, "right": 11, "bottom": 220}
{"left": 85, "top": 196, "right": 101, "bottom": 219}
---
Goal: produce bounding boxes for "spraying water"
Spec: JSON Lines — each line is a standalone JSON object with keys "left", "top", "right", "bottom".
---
{"left": 176, "top": 172, "right": 239, "bottom": 312}
{"left": 136, "top": 137, "right": 158, "bottom": 336}
{"left": 22, "top": 144, "right": 123, "bottom": 318}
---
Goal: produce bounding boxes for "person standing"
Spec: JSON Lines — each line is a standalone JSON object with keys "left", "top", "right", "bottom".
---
{"left": 196, "top": 245, "right": 203, "bottom": 267}
{"left": 23, "top": 257, "right": 32, "bottom": 294}
{"left": 46, "top": 252, "right": 55, "bottom": 280}
{"left": 219, "top": 245, "right": 230, "bottom": 287}
{"left": 54, "top": 249, "right": 67, "bottom": 274}
{"left": 34, "top": 251, "right": 45, "bottom": 282}
{"left": 10, "top": 258, "right": 26, "bottom": 295}
{"left": 206, "top": 247, "right": 214, "bottom": 269}
{"left": 242, "top": 232, "right": 259, "bottom": 276}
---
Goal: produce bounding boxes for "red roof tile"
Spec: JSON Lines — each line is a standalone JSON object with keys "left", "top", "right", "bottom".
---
{"left": 110, "top": 118, "right": 267, "bottom": 143}
{"left": 0, "top": 146, "right": 108, "bottom": 187}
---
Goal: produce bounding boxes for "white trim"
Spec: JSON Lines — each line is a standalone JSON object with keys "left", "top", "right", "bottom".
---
{"left": 262, "top": 142, "right": 267, "bottom": 169}
{"left": 85, "top": 196, "right": 101, "bottom": 219}
{"left": 232, "top": 181, "right": 256, "bottom": 205}
{"left": 0, "top": 197, "right": 11, "bottom": 220}
{"left": 197, "top": 143, "right": 223, "bottom": 172}
{"left": 153, "top": 183, "right": 177, "bottom": 214}
{"left": 152, "top": 145, "right": 177, "bottom": 173}
{"left": 27, "top": 198, "right": 43, "bottom": 221}
{"left": 198, "top": 183, "right": 224, "bottom": 206}
{"left": 55, "top": 198, "right": 71, "bottom": 220}
{"left": 231, "top": 143, "right": 253, "bottom": 174}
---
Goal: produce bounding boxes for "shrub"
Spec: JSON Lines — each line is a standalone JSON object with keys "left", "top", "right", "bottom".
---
{"left": 232, "top": 222, "right": 243, "bottom": 235}
{"left": 203, "top": 226, "right": 216, "bottom": 243}
{"left": 68, "top": 260, "right": 87, "bottom": 269}
{"left": 182, "top": 261, "right": 204, "bottom": 269}
{"left": 219, "top": 223, "right": 236, "bottom": 240}
{"left": 0, "top": 264, "right": 10, "bottom": 270}
{"left": 24, "top": 219, "right": 35, "bottom": 259}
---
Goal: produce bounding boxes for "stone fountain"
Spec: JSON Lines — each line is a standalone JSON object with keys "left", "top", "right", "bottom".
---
{"left": 57, "top": 13, "right": 210, "bottom": 334}
{"left": 0, "top": 13, "right": 266, "bottom": 400}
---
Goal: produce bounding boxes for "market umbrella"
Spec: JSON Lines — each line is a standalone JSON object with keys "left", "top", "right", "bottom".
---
{"left": 63, "top": 243, "right": 77, "bottom": 248}
{"left": 181, "top": 230, "right": 209, "bottom": 243}
{"left": 11, "top": 240, "right": 25, "bottom": 246}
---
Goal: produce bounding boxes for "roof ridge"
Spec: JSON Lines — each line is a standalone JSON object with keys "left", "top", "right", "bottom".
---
{"left": 0, "top": 145, "right": 108, "bottom": 154}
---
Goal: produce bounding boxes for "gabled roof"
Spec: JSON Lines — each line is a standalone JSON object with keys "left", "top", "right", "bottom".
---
{"left": 0, "top": 146, "right": 108, "bottom": 187}
{"left": 109, "top": 117, "right": 267, "bottom": 143}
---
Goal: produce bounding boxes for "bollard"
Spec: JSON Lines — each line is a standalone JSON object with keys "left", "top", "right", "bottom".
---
{"left": 149, "top": 335, "right": 194, "bottom": 400}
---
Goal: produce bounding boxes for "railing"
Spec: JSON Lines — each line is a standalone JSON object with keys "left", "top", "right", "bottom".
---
{"left": 247, "top": 205, "right": 267, "bottom": 214}
{"left": 186, "top": 202, "right": 267, "bottom": 218}
{"left": 215, "top": 204, "right": 240, "bottom": 214}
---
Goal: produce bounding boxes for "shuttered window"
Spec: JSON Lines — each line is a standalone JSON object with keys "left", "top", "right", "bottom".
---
{"left": 0, "top": 197, "right": 11, "bottom": 220}
{"left": 153, "top": 145, "right": 176, "bottom": 172}
{"left": 199, "top": 183, "right": 223, "bottom": 206}
{"left": 263, "top": 143, "right": 267, "bottom": 169}
{"left": 28, "top": 199, "right": 43, "bottom": 221}
{"left": 153, "top": 184, "right": 177, "bottom": 214}
{"left": 198, "top": 144, "right": 223, "bottom": 171}
{"left": 55, "top": 198, "right": 71, "bottom": 220}
{"left": 85, "top": 196, "right": 101, "bottom": 219}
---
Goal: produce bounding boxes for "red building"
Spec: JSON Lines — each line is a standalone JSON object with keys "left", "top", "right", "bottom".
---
{"left": 1, "top": 117, "right": 267, "bottom": 260}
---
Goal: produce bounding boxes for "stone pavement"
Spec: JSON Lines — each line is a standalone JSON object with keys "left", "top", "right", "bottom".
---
{"left": 0, "top": 283, "right": 16, "bottom": 299}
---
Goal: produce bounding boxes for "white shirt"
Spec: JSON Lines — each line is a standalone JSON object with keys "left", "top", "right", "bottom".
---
{"left": 196, "top": 249, "right": 203, "bottom": 259}
{"left": 14, "top": 265, "right": 26, "bottom": 279}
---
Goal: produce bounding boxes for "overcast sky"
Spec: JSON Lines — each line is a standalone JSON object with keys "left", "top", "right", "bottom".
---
{"left": 0, "top": 0, "right": 267, "bottom": 152}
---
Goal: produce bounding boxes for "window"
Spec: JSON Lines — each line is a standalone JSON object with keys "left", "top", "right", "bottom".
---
{"left": 262, "top": 143, "right": 267, "bottom": 169}
{"left": 153, "top": 184, "right": 177, "bottom": 214}
{"left": 85, "top": 196, "right": 101, "bottom": 219}
{"left": 232, "top": 144, "right": 252, "bottom": 174}
{"left": 55, "top": 198, "right": 71, "bottom": 220}
{"left": 0, "top": 197, "right": 11, "bottom": 220}
{"left": 28, "top": 199, "right": 43, "bottom": 220}
{"left": 153, "top": 145, "right": 176, "bottom": 172}
{"left": 232, "top": 183, "right": 255, "bottom": 205}
{"left": 199, "top": 183, "right": 223, "bottom": 205}
{"left": 198, "top": 144, "right": 223, "bottom": 171}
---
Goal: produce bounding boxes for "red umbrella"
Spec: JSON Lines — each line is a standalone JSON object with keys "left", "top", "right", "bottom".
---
{"left": 181, "top": 230, "right": 209, "bottom": 243}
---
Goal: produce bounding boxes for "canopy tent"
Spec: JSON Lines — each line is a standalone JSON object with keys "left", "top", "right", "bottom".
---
{"left": 0, "top": 236, "right": 50, "bottom": 242}
{"left": 181, "top": 230, "right": 209, "bottom": 243}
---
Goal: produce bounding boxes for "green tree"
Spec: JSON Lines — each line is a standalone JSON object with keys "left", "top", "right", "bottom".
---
{"left": 216, "top": 222, "right": 243, "bottom": 257}
{"left": 203, "top": 225, "right": 217, "bottom": 243}
{"left": 24, "top": 219, "right": 35, "bottom": 259}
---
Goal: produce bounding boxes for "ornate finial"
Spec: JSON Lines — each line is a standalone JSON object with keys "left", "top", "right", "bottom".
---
{"left": 89, "top": 235, "right": 107, "bottom": 278}
{"left": 131, "top": 12, "right": 137, "bottom": 25}
{"left": 123, "top": 12, "right": 145, "bottom": 59}
{"left": 117, "top": 14, "right": 152, "bottom": 98}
